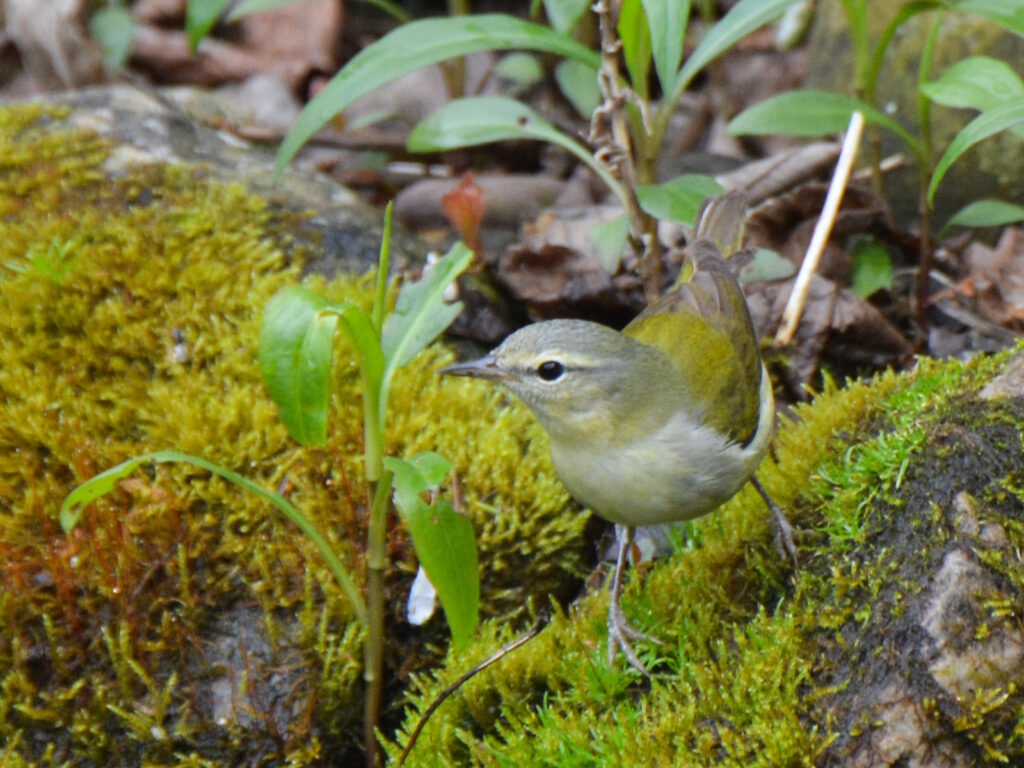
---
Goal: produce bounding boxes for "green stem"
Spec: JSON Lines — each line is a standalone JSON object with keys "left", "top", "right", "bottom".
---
{"left": 443, "top": 0, "right": 471, "bottom": 99}
{"left": 363, "top": 469, "right": 393, "bottom": 768}
{"left": 371, "top": 203, "right": 393, "bottom": 336}
{"left": 914, "top": 11, "right": 942, "bottom": 336}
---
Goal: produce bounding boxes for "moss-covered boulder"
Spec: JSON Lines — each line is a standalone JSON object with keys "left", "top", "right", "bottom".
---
{"left": 0, "top": 89, "right": 589, "bottom": 765}
{"left": 390, "top": 350, "right": 1024, "bottom": 767}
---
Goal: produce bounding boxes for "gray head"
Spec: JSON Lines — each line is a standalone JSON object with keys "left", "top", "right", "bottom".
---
{"left": 440, "top": 319, "right": 683, "bottom": 444}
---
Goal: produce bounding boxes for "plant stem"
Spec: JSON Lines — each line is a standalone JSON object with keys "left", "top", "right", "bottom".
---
{"left": 591, "top": 0, "right": 660, "bottom": 300}
{"left": 914, "top": 12, "right": 942, "bottom": 338}
{"left": 371, "top": 203, "right": 393, "bottom": 336}
{"left": 363, "top": 469, "right": 394, "bottom": 768}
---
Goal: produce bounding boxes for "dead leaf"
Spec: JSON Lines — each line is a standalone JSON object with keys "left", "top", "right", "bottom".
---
{"left": 4, "top": 0, "right": 104, "bottom": 89}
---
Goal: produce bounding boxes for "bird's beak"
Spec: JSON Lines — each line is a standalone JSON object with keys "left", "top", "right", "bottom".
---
{"left": 438, "top": 354, "right": 505, "bottom": 381}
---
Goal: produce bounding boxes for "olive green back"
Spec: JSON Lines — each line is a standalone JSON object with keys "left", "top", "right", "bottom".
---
{"left": 624, "top": 240, "right": 762, "bottom": 446}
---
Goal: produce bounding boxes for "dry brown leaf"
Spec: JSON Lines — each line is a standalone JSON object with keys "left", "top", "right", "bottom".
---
{"left": 4, "top": 0, "right": 104, "bottom": 89}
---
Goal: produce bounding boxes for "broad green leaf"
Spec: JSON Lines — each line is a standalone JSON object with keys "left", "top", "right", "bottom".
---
{"left": 229, "top": 0, "right": 305, "bottom": 17}
{"left": 275, "top": 15, "right": 601, "bottom": 175}
{"left": 185, "top": 0, "right": 232, "bottom": 52}
{"left": 90, "top": 6, "right": 134, "bottom": 69}
{"left": 922, "top": 56, "right": 1024, "bottom": 110}
{"left": 588, "top": 213, "right": 631, "bottom": 273}
{"left": 943, "top": 199, "right": 1024, "bottom": 232}
{"left": 850, "top": 237, "right": 893, "bottom": 298}
{"left": 928, "top": 100, "right": 1024, "bottom": 203}
{"left": 672, "top": 0, "right": 800, "bottom": 99}
{"left": 738, "top": 248, "right": 795, "bottom": 283}
{"left": 643, "top": 0, "right": 690, "bottom": 95}
{"left": 728, "top": 89, "right": 917, "bottom": 149}
{"left": 555, "top": 59, "right": 601, "bottom": 118}
{"left": 384, "top": 454, "right": 478, "bottom": 650}
{"left": 61, "top": 450, "right": 367, "bottom": 625}
{"left": 380, "top": 242, "right": 472, "bottom": 415}
{"left": 381, "top": 243, "right": 472, "bottom": 368}
{"left": 922, "top": 56, "right": 1024, "bottom": 140}
{"left": 493, "top": 53, "right": 546, "bottom": 90}
{"left": 259, "top": 287, "right": 340, "bottom": 446}
{"left": 407, "top": 96, "right": 627, "bottom": 203}
{"left": 619, "top": 0, "right": 653, "bottom": 99}
{"left": 636, "top": 174, "right": 723, "bottom": 224}
{"left": 230, "top": 0, "right": 411, "bottom": 22}
{"left": 543, "top": 0, "right": 592, "bottom": 34}
{"left": 405, "top": 451, "right": 454, "bottom": 487}
{"left": 954, "top": 0, "right": 1024, "bottom": 36}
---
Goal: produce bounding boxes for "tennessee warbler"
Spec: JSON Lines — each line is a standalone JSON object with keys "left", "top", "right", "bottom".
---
{"left": 441, "top": 193, "right": 796, "bottom": 673}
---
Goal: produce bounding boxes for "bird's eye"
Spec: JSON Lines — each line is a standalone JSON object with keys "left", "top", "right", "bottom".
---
{"left": 536, "top": 361, "right": 565, "bottom": 381}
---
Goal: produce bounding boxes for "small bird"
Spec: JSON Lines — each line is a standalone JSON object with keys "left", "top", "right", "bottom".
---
{"left": 441, "top": 193, "right": 796, "bottom": 673}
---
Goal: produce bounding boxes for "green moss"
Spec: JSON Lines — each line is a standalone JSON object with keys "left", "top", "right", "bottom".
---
{"left": 388, "top": 349, "right": 1024, "bottom": 766}
{"left": 0, "top": 104, "right": 588, "bottom": 764}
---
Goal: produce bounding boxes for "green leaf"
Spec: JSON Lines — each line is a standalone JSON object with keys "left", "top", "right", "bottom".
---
{"left": 923, "top": 56, "right": 1024, "bottom": 110}
{"left": 493, "top": 53, "right": 546, "bottom": 90}
{"left": 406, "top": 450, "right": 454, "bottom": 487}
{"left": 384, "top": 454, "right": 478, "bottom": 650}
{"left": 673, "top": 0, "right": 800, "bottom": 98}
{"left": 90, "top": 6, "right": 135, "bottom": 69}
{"left": 543, "top": 0, "right": 592, "bottom": 34}
{"left": 229, "top": 0, "right": 411, "bottom": 22}
{"left": 61, "top": 450, "right": 367, "bottom": 625}
{"left": 636, "top": 174, "right": 723, "bottom": 224}
{"left": 954, "top": 0, "right": 1024, "bottom": 36}
{"left": 260, "top": 285, "right": 386, "bottom": 450}
{"left": 943, "top": 199, "right": 1024, "bottom": 232}
{"left": 619, "top": 0, "right": 653, "bottom": 99}
{"left": 643, "top": 0, "right": 690, "bottom": 95}
{"left": 588, "top": 214, "right": 631, "bottom": 273}
{"left": 185, "top": 0, "right": 232, "bottom": 52}
{"left": 229, "top": 0, "right": 304, "bottom": 17}
{"left": 738, "top": 248, "right": 795, "bottom": 284}
{"left": 921, "top": 56, "right": 1024, "bottom": 140}
{"left": 728, "top": 89, "right": 917, "bottom": 149}
{"left": 380, "top": 242, "right": 473, "bottom": 415}
{"left": 928, "top": 100, "right": 1024, "bottom": 203}
{"left": 275, "top": 14, "right": 601, "bottom": 175}
{"left": 850, "top": 237, "right": 893, "bottom": 298}
{"left": 407, "top": 96, "right": 627, "bottom": 204}
{"left": 555, "top": 59, "right": 601, "bottom": 118}
{"left": 259, "top": 287, "right": 340, "bottom": 446}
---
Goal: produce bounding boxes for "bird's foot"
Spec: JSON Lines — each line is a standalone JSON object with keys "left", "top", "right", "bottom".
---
{"left": 606, "top": 525, "right": 665, "bottom": 676}
{"left": 607, "top": 597, "right": 661, "bottom": 676}
{"left": 751, "top": 476, "right": 799, "bottom": 570}
{"left": 770, "top": 504, "right": 799, "bottom": 570}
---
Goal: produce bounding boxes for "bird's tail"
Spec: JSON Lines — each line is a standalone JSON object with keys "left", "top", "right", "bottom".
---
{"left": 672, "top": 190, "right": 751, "bottom": 289}
{"left": 693, "top": 189, "right": 748, "bottom": 259}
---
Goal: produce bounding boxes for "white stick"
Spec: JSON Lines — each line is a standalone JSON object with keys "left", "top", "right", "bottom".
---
{"left": 775, "top": 111, "right": 865, "bottom": 346}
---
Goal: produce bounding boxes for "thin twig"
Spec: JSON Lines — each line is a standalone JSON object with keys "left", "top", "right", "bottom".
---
{"left": 775, "top": 111, "right": 865, "bottom": 346}
{"left": 588, "top": 0, "right": 660, "bottom": 299}
{"left": 397, "top": 613, "right": 549, "bottom": 766}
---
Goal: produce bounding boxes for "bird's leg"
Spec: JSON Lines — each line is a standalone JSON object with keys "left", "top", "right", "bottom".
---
{"left": 751, "top": 476, "right": 798, "bottom": 569}
{"left": 607, "top": 525, "right": 661, "bottom": 675}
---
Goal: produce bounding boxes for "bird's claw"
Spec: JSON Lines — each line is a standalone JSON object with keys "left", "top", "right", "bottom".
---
{"left": 770, "top": 504, "right": 799, "bottom": 571}
{"left": 607, "top": 598, "right": 661, "bottom": 675}
{"left": 751, "top": 476, "right": 799, "bottom": 571}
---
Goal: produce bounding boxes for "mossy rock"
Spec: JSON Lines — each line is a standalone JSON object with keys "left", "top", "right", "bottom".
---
{"left": 0, "top": 94, "right": 589, "bottom": 764}
{"left": 389, "top": 349, "right": 1024, "bottom": 767}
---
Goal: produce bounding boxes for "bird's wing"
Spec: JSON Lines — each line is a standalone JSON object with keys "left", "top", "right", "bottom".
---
{"left": 624, "top": 240, "right": 762, "bottom": 446}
